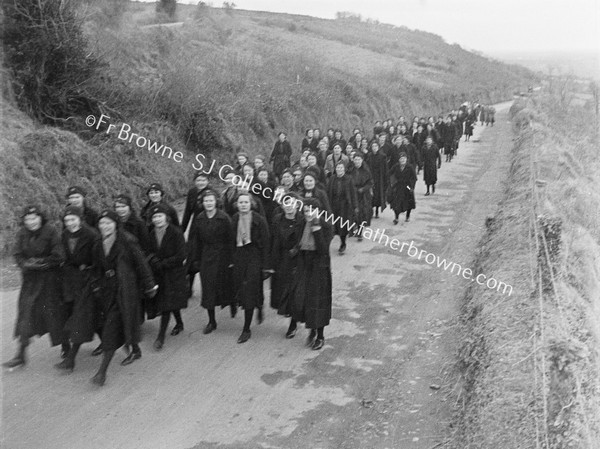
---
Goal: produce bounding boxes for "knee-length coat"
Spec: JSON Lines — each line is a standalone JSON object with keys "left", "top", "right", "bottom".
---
{"left": 327, "top": 175, "right": 357, "bottom": 237}
{"left": 14, "top": 222, "right": 66, "bottom": 346}
{"left": 61, "top": 224, "right": 99, "bottom": 344}
{"left": 422, "top": 143, "right": 442, "bottom": 186}
{"left": 92, "top": 231, "right": 155, "bottom": 350}
{"left": 388, "top": 163, "right": 417, "bottom": 214}
{"left": 270, "top": 140, "right": 292, "bottom": 177}
{"left": 270, "top": 211, "right": 303, "bottom": 313}
{"left": 231, "top": 212, "right": 271, "bottom": 310}
{"left": 368, "top": 151, "right": 388, "bottom": 209}
{"left": 293, "top": 219, "right": 333, "bottom": 328}
{"left": 147, "top": 225, "right": 188, "bottom": 316}
{"left": 191, "top": 210, "right": 234, "bottom": 309}
{"left": 349, "top": 163, "right": 374, "bottom": 226}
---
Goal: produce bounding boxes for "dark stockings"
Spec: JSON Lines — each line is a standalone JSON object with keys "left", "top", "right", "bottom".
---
{"left": 243, "top": 308, "right": 253, "bottom": 332}
{"left": 207, "top": 308, "right": 216, "bottom": 326}
{"left": 406, "top": 210, "right": 411, "bottom": 220}
{"left": 317, "top": 327, "right": 324, "bottom": 339}
{"left": 288, "top": 319, "right": 297, "bottom": 333}
{"left": 158, "top": 312, "right": 170, "bottom": 342}
{"left": 95, "top": 349, "right": 115, "bottom": 378}
{"left": 172, "top": 309, "right": 183, "bottom": 327}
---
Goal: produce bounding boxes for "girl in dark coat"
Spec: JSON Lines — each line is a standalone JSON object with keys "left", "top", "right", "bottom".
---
{"left": 368, "top": 142, "right": 388, "bottom": 218}
{"left": 327, "top": 162, "right": 357, "bottom": 254}
{"left": 66, "top": 186, "right": 99, "bottom": 228}
{"left": 255, "top": 168, "right": 278, "bottom": 225}
{"left": 231, "top": 193, "right": 271, "bottom": 344}
{"left": 388, "top": 153, "right": 417, "bottom": 224}
{"left": 181, "top": 173, "right": 212, "bottom": 295}
{"left": 181, "top": 172, "right": 211, "bottom": 234}
{"left": 147, "top": 204, "right": 188, "bottom": 350}
{"left": 421, "top": 137, "right": 442, "bottom": 195}
{"left": 190, "top": 190, "right": 235, "bottom": 334}
{"left": 141, "top": 183, "right": 180, "bottom": 231}
{"left": 270, "top": 192, "right": 304, "bottom": 338}
{"left": 91, "top": 210, "right": 157, "bottom": 386}
{"left": 55, "top": 206, "right": 99, "bottom": 372}
{"left": 234, "top": 152, "right": 249, "bottom": 176}
{"left": 301, "top": 172, "right": 331, "bottom": 212}
{"left": 270, "top": 132, "right": 292, "bottom": 178}
{"left": 293, "top": 198, "right": 333, "bottom": 350}
{"left": 3, "top": 206, "right": 67, "bottom": 369}
{"left": 348, "top": 153, "right": 374, "bottom": 239}
{"left": 114, "top": 195, "right": 152, "bottom": 255}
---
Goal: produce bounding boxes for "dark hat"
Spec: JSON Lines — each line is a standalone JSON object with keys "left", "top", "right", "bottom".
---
{"left": 254, "top": 154, "right": 266, "bottom": 162}
{"left": 148, "top": 203, "right": 170, "bottom": 218}
{"left": 63, "top": 205, "right": 83, "bottom": 219}
{"left": 66, "top": 186, "right": 86, "bottom": 198}
{"left": 237, "top": 151, "right": 248, "bottom": 159}
{"left": 146, "top": 183, "right": 164, "bottom": 195}
{"left": 193, "top": 171, "right": 209, "bottom": 181}
{"left": 21, "top": 205, "right": 44, "bottom": 219}
{"left": 113, "top": 194, "right": 132, "bottom": 208}
{"left": 98, "top": 209, "right": 119, "bottom": 224}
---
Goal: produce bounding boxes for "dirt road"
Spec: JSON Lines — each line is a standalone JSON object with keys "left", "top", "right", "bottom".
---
{"left": 1, "top": 103, "right": 514, "bottom": 449}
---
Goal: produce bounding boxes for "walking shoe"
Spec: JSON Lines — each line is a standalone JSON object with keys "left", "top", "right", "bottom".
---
{"left": 393, "top": 219, "right": 399, "bottom": 225}
{"left": 54, "top": 358, "right": 74, "bottom": 373}
{"left": 153, "top": 339, "right": 164, "bottom": 351}
{"left": 357, "top": 235, "right": 363, "bottom": 242}
{"left": 121, "top": 349, "right": 141, "bottom": 366}
{"left": 3, "top": 356, "right": 25, "bottom": 369}
{"left": 203, "top": 322, "right": 217, "bottom": 334}
{"left": 312, "top": 338, "right": 325, "bottom": 350}
{"left": 91, "top": 344, "right": 103, "bottom": 357}
{"left": 338, "top": 243, "right": 346, "bottom": 254}
{"left": 285, "top": 327, "right": 297, "bottom": 339}
{"left": 425, "top": 192, "right": 430, "bottom": 196}
{"left": 237, "top": 330, "right": 251, "bottom": 344}
{"left": 170, "top": 324, "right": 183, "bottom": 336}
{"left": 305, "top": 329, "right": 317, "bottom": 347}
{"left": 91, "top": 372, "right": 106, "bottom": 387}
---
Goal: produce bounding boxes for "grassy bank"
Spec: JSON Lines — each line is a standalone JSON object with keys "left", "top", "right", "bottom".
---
{"left": 453, "top": 93, "right": 600, "bottom": 447}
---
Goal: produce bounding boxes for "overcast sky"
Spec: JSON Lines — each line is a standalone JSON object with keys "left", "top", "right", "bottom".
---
{"left": 170, "top": 0, "right": 599, "bottom": 54}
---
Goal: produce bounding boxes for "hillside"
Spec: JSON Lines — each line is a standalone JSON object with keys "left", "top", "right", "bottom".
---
{"left": 0, "top": 0, "right": 539, "bottom": 253}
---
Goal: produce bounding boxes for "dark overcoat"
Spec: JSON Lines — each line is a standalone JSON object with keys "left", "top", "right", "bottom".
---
{"left": 293, "top": 219, "right": 333, "bottom": 329}
{"left": 191, "top": 210, "right": 234, "bottom": 309}
{"left": 422, "top": 143, "right": 442, "bottom": 186}
{"left": 231, "top": 212, "right": 270, "bottom": 310}
{"left": 270, "top": 140, "right": 292, "bottom": 177}
{"left": 92, "top": 231, "right": 155, "bottom": 350}
{"left": 61, "top": 224, "right": 98, "bottom": 344}
{"left": 349, "top": 164, "right": 374, "bottom": 227}
{"left": 14, "top": 223, "right": 65, "bottom": 346}
{"left": 270, "top": 212, "right": 303, "bottom": 313}
{"left": 388, "top": 163, "right": 417, "bottom": 214}
{"left": 368, "top": 152, "right": 388, "bottom": 209}
{"left": 147, "top": 225, "right": 188, "bottom": 315}
{"left": 327, "top": 175, "right": 357, "bottom": 237}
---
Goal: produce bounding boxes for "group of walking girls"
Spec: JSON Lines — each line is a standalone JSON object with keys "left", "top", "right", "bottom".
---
{"left": 4, "top": 101, "right": 483, "bottom": 386}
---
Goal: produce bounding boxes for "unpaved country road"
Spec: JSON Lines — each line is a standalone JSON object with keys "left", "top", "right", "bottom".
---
{"left": 1, "top": 102, "right": 514, "bottom": 449}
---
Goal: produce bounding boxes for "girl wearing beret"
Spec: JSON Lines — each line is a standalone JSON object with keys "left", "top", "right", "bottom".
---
{"left": 55, "top": 206, "right": 99, "bottom": 372}
{"left": 146, "top": 204, "right": 188, "bottom": 349}
{"left": 66, "top": 186, "right": 99, "bottom": 229}
{"left": 90, "top": 210, "right": 157, "bottom": 386}
{"left": 4, "top": 207, "right": 67, "bottom": 369}
{"left": 140, "top": 183, "right": 180, "bottom": 231}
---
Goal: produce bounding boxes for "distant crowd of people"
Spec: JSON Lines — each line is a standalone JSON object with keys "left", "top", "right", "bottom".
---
{"left": 4, "top": 101, "right": 492, "bottom": 387}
